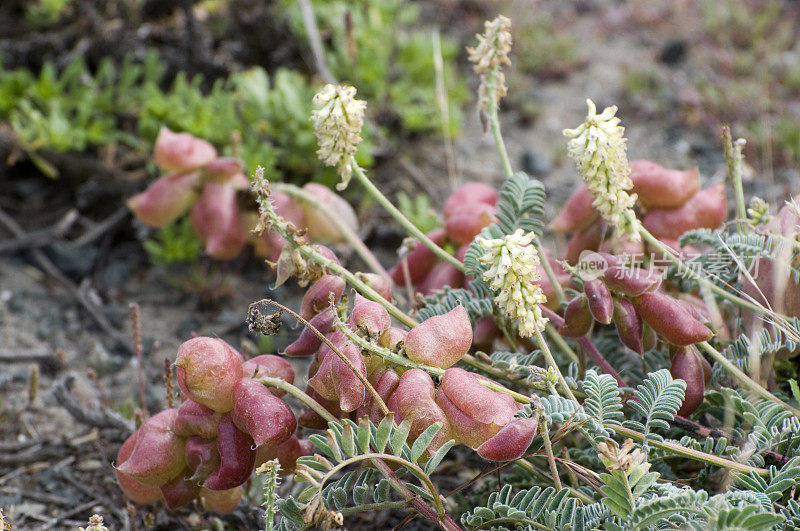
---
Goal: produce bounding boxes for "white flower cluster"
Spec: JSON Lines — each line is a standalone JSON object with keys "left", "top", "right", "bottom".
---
{"left": 477, "top": 229, "right": 548, "bottom": 337}
{"left": 467, "top": 15, "right": 512, "bottom": 112}
{"left": 311, "top": 84, "right": 367, "bottom": 190}
{"left": 563, "top": 99, "right": 639, "bottom": 238}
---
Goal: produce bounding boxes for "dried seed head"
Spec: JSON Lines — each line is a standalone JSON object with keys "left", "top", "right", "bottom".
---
{"left": 563, "top": 100, "right": 639, "bottom": 238}
{"left": 476, "top": 229, "right": 548, "bottom": 337}
{"left": 311, "top": 84, "right": 367, "bottom": 190}
{"left": 597, "top": 438, "right": 648, "bottom": 473}
{"left": 79, "top": 514, "right": 109, "bottom": 531}
{"left": 467, "top": 15, "right": 512, "bottom": 112}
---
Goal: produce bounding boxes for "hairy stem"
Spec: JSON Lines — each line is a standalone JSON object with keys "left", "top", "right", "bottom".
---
{"left": 273, "top": 182, "right": 390, "bottom": 282}
{"left": 540, "top": 420, "right": 562, "bottom": 490}
{"left": 351, "top": 161, "right": 464, "bottom": 272}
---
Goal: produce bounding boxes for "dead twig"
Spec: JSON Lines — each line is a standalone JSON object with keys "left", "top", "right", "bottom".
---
{"left": 0, "top": 209, "right": 78, "bottom": 253}
{"left": 52, "top": 374, "right": 135, "bottom": 435}
{"left": 0, "top": 207, "right": 132, "bottom": 353}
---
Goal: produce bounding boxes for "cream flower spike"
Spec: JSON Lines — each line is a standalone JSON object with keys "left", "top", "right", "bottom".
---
{"left": 476, "top": 229, "right": 548, "bottom": 337}
{"left": 467, "top": 15, "right": 512, "bottom": 112}
{"left": 563, "top": 99, "right": 639, "bottom": 239}
{"left": 311, "top": 84, "right": 367, "bottom": 191}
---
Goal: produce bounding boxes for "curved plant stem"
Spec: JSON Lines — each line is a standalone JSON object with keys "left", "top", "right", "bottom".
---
{"left": 273, "top": 182, "right": 391, "bottom": 282}
{"left": 544, "top": 322, "right": 579, "bottom": 363}
{"left": 252, "top": 298, "right": 389, "bottom": 417}
{"left": 259, "top": 377, "right": 338, "bottom": 424}
{"left": 610, "top": 424, "right": 769, "bottom": 477}
{"left": 350, "top": 161, "right": 464, "bottom": 272}
{"left": 485, "top": 70, "right": 513, "bottom": 180}
{"left": 697, "top": 341, "right": 800, "bottom": 418}
{"left": 540, "top": 420, "right": 562, "bottom": 491}
{"left": 534, "top": 235, "right": 566, "bottom": 305}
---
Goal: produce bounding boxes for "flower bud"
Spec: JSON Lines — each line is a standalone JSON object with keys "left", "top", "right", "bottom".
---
{"left": 231, "top": 378, "right": 296, "bottom": 447}
{"left": 254, "top": 436, "right": 314, "bottom": 475}
{"left": 602, "top": 266, "right": 662, "bottom": 297}
{"left": 612, "top": 298, "right": 643, "bottom": 355}
{"left": 154, "top": 127, "right": 217, "bottom": 172}
{"left": 443, "top": 183, "right": 498, "bottom": 219}
{"left": 308, "top": 342, "right": 366, "bottom": 412}
{"left": 349, "top": 294, "right": 391, "bottom": 337}
{"left": 175, "top": 337, "right": 243, "bottom": 412}
{"left": 558, "top": 294, "right": 590, "bottom": 337}
{"left": 597, "top": 231, "right": 645, "bottom": 257}
{"left": 204, "top": 414, "right": 256, "bottom": 491}
{"left": 670, "top": 347, "right": 704, "bottom": 416}
{"left": 160, "top": 469, "right": 199, "bottom": 509}
{"left": 405, "top": 306, "right": 472, "bottom": 369}
{"left": 127, "top": 172, "right": 202, "bottom": 228}
{"left": 356, "top": 272, "right": 393, "bottom": 302}
{"left": 116, "top": 409, "right": 186, "bottom": 487}
{"left": 300, "top": 275, "right": 345, "bottom": 320}
{"left": 633, "top": 292, "right": 713, "bottom": 346}
{"left": 203, "top": 157, "right": 245, "bottom": 183}
{"left": 190, "top": 182, "right": 246, "bottom": 259}
{"left": 642, "top": 183, "right": 727, "bottom": 240}
{"left": 378, "top": 327, "right": 408, "bottom": 352}
{"left": 629, "top": 160, "right": 699, "bottom": 209}
{"left": 417, "top": 262, "right": 465, "bottom": 296}
{"left": 436, "top": 368, "right": 518, "bottom": 448}
{"left": 445, "top": 203, "right": 497, "bottom": 245}
{"left": 185, "top": 436, "right": 220, "bottom": 480}
{"left": 549, "top": 185, "right": 599, "bottom": 233}
{"left": 174, "top": 399, "right": 221, "bottom": 439}
{"left": 241, "top": 355, "right": 295, "bottom": 396}
{"left": 476, "top": 417, "right": 538, "bottom": 461}
{"left": 584, "top": 279, "right": 613, "bottom": 324}
{"left": 200, "top": 486, "right": 242, "bottom": 513}
{"left": 116, "top": 431, "right": 163, "bottom": 504}
{"left": 387, "top": 369, "right": 450, "bottom": 455}
{"left": 300, "top": 183, "right": 358, "bottom": 244}
{"left": 356, "top": 368, "right": 400, "bottom": 424}
{"left": 388, "top": 229, "right": 446, "bottom": 285}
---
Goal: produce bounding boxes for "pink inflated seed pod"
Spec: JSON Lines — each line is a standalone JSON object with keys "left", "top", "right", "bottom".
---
{"left": 378, "top": 327, "right": 408, "bottom": 352}
{"left": 116, "top": 430, "right": 163, "bottom": 504}
{"left": 300, "top": 183, "right": 358, "bottom": 244}
{"left": 476, "top": 417, "right": 538, "bottom": 462}
{"left": 642, "top": 183, "right": 727, "bottom": 240}
{"left": 190, "top": 182, "right": 246, "bottom": 260}
{"left": 670, "top": 347, "right": 704, "bottom": 416}
{"left": 629, "top": 160, "right": 700, "bottom": 209}
{"left": 404, "top": 306, "right": 472, "bottom": 369}
{"left": 175, "top": 337, "right": 244, "bottom": 413}
{"left": 154, "top": 127, "right": 217, "bottom": 173}
{"left": 116, "top": 409, "right": 186, "bottom": 487}
{"left": 560, "top": 294, "right": 592, "bottom": 338}
{"left": 584, "top": 279, "right": 613, "bottom": 325}
{"left": 307, "top": 342, "right": 367, "bottom": 412}
{"left": 356, "top": 273, "right": 393, "bottom": 302}
{"left": 254, "top": 435, "right": 314, "bottom": 475}
{"left": 241, "top": 354, "right": 295, "bottom": 396}
{"left": 160, "top": 469, "right": 199, "bottom": 509}
{"left": 445, "top": 202, "right": 497, "bottom": 245}
{"left": 185, "top": 436, "right": 220, "bottom": 480}
{"left": 204, "top": 414, "right": 256, "bottom": 491}
{"left": 612, "top": 298, "right": 643, "bottom": 355}
{"left": 549, "top": 185, "right": 599, "bottom": 233}
{"left": 443, "top": 182, "right": 498, "bottom": 218}
{"left": 349, "top": 294, "right": 391, "bottom": 337}
{"left": 435, "top": 368, "right": 518, "bottom": 449}
{"left": 127, "top": 171, "right": 203, "bottom": 228}
{"left": 173, "top": 399, "right": 221, "bottom": 439}
{"left": 416, "top": 262, "right": 465, "bottom": 296}
{"left": 203, "top": 157, "right": 245, "bottom": 184}
{"left": 300, "top": 275, "right": 345, "bottom": 320}
{"left": 633, "top": 292, "right": 713, "bottom": 346}
{"left": 231, "top": 378, "right": 296, "bottom": 447}
{"left": 387, "top": 369, "right": 451, "bottom": 455}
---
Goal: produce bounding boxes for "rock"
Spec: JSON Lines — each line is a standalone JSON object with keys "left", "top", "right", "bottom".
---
{"left": 660, "top": 39, "right": 687, "bottom": 66}
{"left": 520, "top": 149, "right": 552, "bottom": 177}
{"left": 42, "top": 242, "right": 98, "bottom": 280}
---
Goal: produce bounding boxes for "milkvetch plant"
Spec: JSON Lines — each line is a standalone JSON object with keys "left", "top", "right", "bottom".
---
{"left": 114, "top": 13, "right": 800, "bottom": 531}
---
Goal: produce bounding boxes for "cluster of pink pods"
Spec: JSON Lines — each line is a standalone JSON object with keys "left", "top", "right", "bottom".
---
{"left": 551, "top": 160, "right": 727, "bottom": 261}
{"left": 128, "top": 128, "right": 357, "bottom": 260}
{"left": 291, "top": 265, "right": 538, "bottom": 463}
{"left": 115, "top": 337, "right": 310, "bottom": 512}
